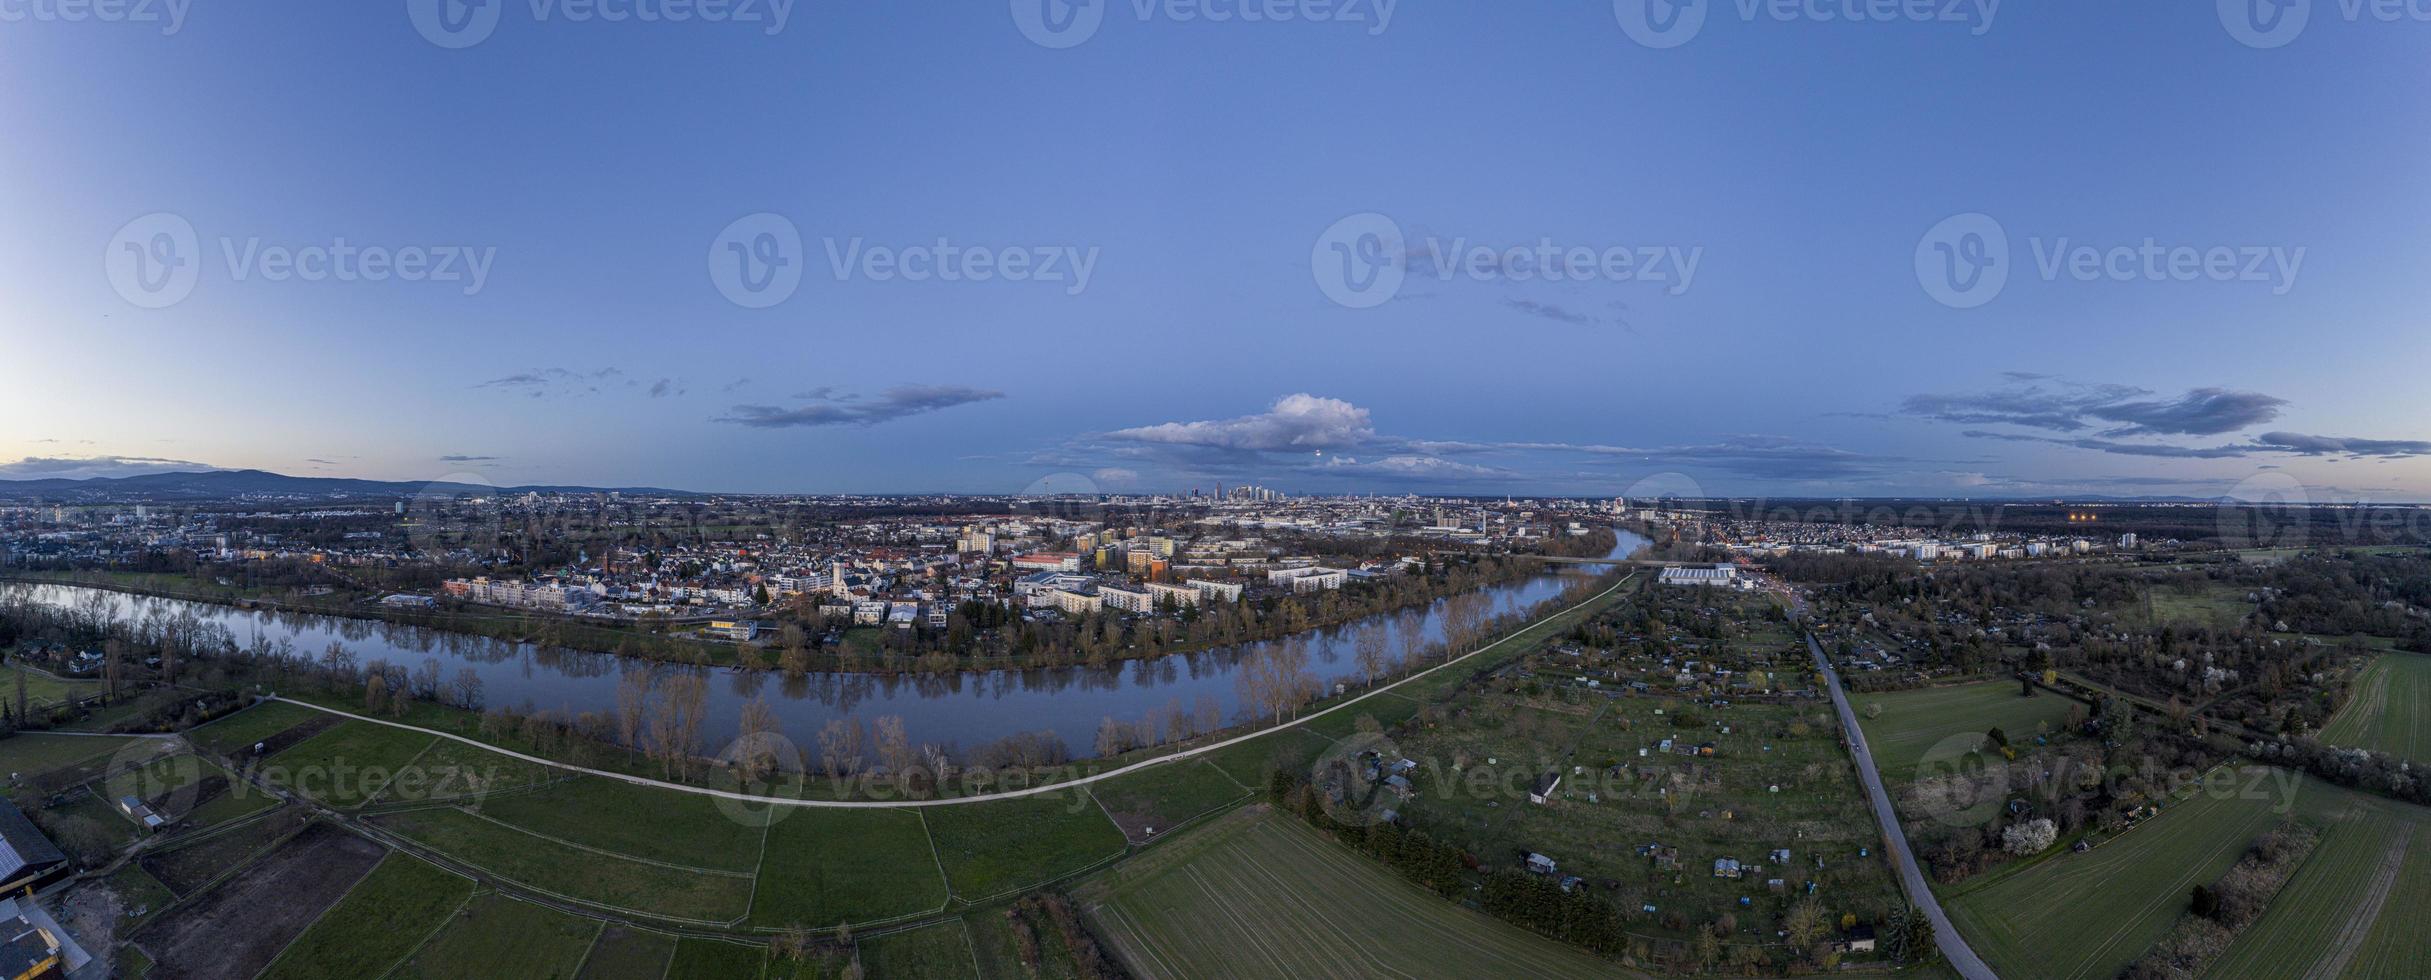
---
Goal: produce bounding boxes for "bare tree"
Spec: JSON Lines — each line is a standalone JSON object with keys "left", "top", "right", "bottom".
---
{"left": 670, "top": 673, "right": 709, "bottom": 779}
{"left": 451, "top": 668, "right": 485, "bottom": 711}
{"left": 1354, "top": 623, "right": 1391, "bottom": 686}
{"left": 1094, "top": 715, "right": 1128, "bottom": 757}
{"left": 817, "top": 718, "right": 865, "bottom": 780}
{"left": 1193, "top": 693, "right": 1222, "bottom": 735}
{"left": 649, "top": 673, "right": 709, "bottom": 779}
{"left": 872, "top": 715, "right": 914, "bottom": 784}
{"left": 614, "top": 668, "right": 652, "bottom": 761}
{"left": 734, "top": 695, "right": 783, "bottom": 783}
{"left": 1395, "top": 605, "right": 1431, "bottom": 666}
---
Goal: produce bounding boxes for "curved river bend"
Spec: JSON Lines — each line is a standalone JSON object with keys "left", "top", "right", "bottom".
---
{"left": 8, "top": 531, "right": 1644, "bottom": 758}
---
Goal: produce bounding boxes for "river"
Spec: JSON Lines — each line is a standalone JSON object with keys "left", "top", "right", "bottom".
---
{"left": 3, "top": 530, "right": 1644, "bottom": 759}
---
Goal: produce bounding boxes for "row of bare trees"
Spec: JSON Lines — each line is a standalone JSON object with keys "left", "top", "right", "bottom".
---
{"left": 611, "top": 668, "right": 713, "bottom": 780}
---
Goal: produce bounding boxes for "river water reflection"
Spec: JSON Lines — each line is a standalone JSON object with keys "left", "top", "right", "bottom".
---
{"left": 8, "top": 530, "right": 1643, "bottom": 759}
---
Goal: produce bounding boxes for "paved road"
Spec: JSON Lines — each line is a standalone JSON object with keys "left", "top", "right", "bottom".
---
{"left": 266, "top": 572, "right": 1637, "bottom": 810}
{"left": 1806, "top": 633, "right": 2000, "bottom": 980}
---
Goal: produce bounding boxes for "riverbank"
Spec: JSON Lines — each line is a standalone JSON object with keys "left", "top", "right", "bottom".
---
{"left": 2, "top": 531, "right": 1647, "bottom": 762}
{"left": 2, "top": 551, "right": 1609, "bottom": 677}
{"left": 218, "top": 568, "right": 1642, "bottom": 805}
{"left": 0, "top": 569, "right": 737, "bottom": 666}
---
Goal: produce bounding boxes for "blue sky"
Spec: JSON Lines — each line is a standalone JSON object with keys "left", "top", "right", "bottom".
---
{"left": 4, "top": 1, "right": 2428, "bottom": 499}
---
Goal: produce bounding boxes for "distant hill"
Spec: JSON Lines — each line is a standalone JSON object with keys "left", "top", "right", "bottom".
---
{"left": 0, "top": 469, "right": 700, "bottom": 502}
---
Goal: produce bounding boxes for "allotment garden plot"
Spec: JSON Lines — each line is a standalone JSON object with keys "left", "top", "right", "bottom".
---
{"left": 1391, "top": 680, "right": 1904, "bottom": 949}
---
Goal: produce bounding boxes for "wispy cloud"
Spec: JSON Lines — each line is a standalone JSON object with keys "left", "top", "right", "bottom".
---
{"left": 1904, "top": 379, "right": 2285, "bottom": 436}
{"left": 1961, "top": 429, "right": 2431, "bottom": 460}
{"left": 717, "top": 385, "right": 1005, "bottom": 429}
{"left": 1504, "top": 299, "right": 1628, "bottom": 330}
{"left": 474, "top": 367, "right": 649, "bottom": 400}
{"left": 439, "top": 454, "right": 503, "bottom": 463}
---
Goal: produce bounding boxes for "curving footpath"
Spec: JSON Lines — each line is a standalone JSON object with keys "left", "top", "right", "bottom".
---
{"left": 1806, "top": 633, "right": 1999, "bottom": 980}
{"left": 262, "top": 572, "right": 1636, "bottom": 810}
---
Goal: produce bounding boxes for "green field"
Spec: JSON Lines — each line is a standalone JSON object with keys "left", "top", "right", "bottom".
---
{"left": 260, "top": 852, "right": 475, "bottom": 980}
{"left": 390, "top": 892, "right": 602, "bottom": 979}
{"left": 1856, "top": 681, "right": 2080, "bottom": 776}
{"left": 1086, "top": 757, "right": 1251, "bottom": 843}
{"left": 184, "top": 700, "right": 325, "bottom": 755}
{"left": 1075, "top": 807, "right": 1618, "bottom": 979}
{"left": 2319, "top": 654, "right": 2431, "bottom": 761}
{"left": 374, "top": 805, "right": 758, "bottom": 923}
{"left": 0, "top": 731, "right": 146, "bottom": 780}
{"left": 5, "top": 666, "right": 99, "bottom": 709}
{"left": 473, "top": 776, "right": 771, "bottom": 872}
{"left": 747, "top": 807, "right": 945, "bottom": 928}
{"left": 2141, "top": 582, "right": 2254, "bottom": 629}
{"left": 261, "top": 720, "right": 438, "bottom": 808}
{"left": 667, "top": 938, "right": 783, "bottom": 980}
{"left": 1201, "top": 727, "right": 1333, "bottom": 790}
{"left": 2348, "top": 822, "right": 2431, "bottom": 980}
{"left": 1944, "top": 767, "right": 2300, "bottom": 980}
{"left": 923, "top": 794, "right": 1128, "bottom": 903}
{"left": 2201, "top": 784, "right": 2428, "bottom": 980}
{"left": 364, "top": 736, "right": 560, "bottom": 807}
{"left": 575, "top": 927, "right": 680, "bottom": 980}
{"left": 861, "top": 920, "right": 977, "bottom": 979}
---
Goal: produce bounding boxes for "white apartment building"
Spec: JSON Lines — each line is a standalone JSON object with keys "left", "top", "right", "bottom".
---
{"left": 1190, "top": 580, "right": 1245, "bottom": 603}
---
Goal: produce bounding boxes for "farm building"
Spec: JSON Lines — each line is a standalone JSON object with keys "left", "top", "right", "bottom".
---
{"left": 0, "top": 801, "right": 68, "bottom": 895}
{"left": 114, "top": 795, "right": 166, "bottom": 832}
{"left": 0, "top": 895, "right": 87, "bottom": 978}
{"left": 1528, "top": 773, "right": 1562, "bottom": 805}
